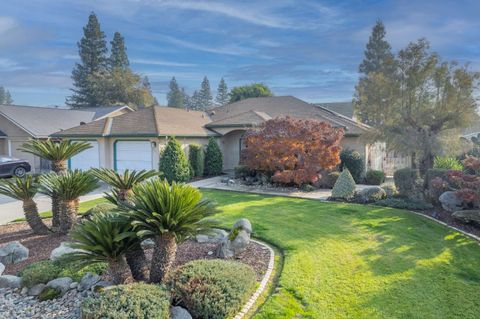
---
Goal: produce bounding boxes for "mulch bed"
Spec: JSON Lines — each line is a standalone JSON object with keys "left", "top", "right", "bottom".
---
{"left": 0, "top": 220, "right": 270, "bottom": 281}
{"left": 420, "top": 207, "right": 480, "bottom": 237}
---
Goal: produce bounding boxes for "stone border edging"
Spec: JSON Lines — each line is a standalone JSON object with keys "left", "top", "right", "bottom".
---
{"left": 234, "top": 239, "right": 275, "bottom": 319}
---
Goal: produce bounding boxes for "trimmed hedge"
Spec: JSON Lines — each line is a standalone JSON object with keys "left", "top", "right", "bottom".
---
{"left": 423, "top": 168, "right": 448, "bottom": 189}
{"left": 189, "top": 144, "right": 204, "bottom": 177}
{"left": 365, "top": 170, "right": 385, "bottom": 185}
{"left": 172, "top": 260, "right": 256, "bottom": 319}
{"left": 393, "top": 168, "right": 420, "bottom": 197}
{"left": 81, "top": 283, "right": 171, "bottom": 319}
{"left": 204, "top": 137, "right": 223, "bottom": 176}
{"left": 331, "top": 169, "right": 356, "bottom": 200}
{"left": 160, "top": 137, "right": 190, "bottom": 183}
{"left": 340, "top": 149, "right": 365, "bottom": 183}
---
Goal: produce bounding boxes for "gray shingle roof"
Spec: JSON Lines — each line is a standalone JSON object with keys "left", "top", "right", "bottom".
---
{"left": 314, "top": 102, "right": 354, "bottom": 118}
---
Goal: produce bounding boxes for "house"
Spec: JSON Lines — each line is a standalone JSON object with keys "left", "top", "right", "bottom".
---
{"left": 52, "top": 96, "right": 382, "bottom": 173}
{"left": 314, "top": 101, "right": 354, "bottom": 119}
{"left": 0, "top": 104, "right": 132, "bottom": 172}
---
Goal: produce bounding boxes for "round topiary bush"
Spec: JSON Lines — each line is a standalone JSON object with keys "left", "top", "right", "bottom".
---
{"left": 340, "top": 149, "right": 365, "bottom": 183}
{"left": 204, "top": 137, "right": 223, "bottom": 176}
{"left": 365, "top": 170, "right": 385, "bottom": 185}
{"left": 394, "top": 168, "right": 420, "bottom": 197}
{"left": 81, "top": 283, "right": 171, "bottom": 319}
{"left": 160, "top": 137, "right": 191, "bottom": 183}
{"left": 172, "top": 260, "right": 256, "bottom": 319}
{"left": 331, "top": 169, "right": 356, "bottom": 200}
{"left": 356, "top": 186, "right": 387, "bottom": 203}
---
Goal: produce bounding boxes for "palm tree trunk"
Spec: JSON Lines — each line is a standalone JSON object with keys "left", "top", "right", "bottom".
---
{"left": 126, "top": 243, "right": 149, "bottom": 281}
{"left": 23, "top": 199, "right": 50, "bottom": 235}
{"left": 149, "top": 233, "right": 177, "bottom": 284}
{"left": 51, "top": 160, "right": 67, "bottom": 175}
{"left": 51, "top": 160, "right": 66, "bottom": 229}
{"left": 59, "top": 199, "right": 78, "bottom": 234}
{"left": 108, "top": 257, "right": 134, "bottom": 285}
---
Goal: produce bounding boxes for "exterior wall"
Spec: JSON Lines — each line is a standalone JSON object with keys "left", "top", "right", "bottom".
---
{"left": 219, "top": 130, "right": 245, "bottom": 171}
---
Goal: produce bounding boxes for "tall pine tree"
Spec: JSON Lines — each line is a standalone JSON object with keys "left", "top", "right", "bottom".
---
{"left": 0, "top": 87, "right": 13, "bottom": 105}
{"left": 358, "top": 20, "right": 395, "bottom": 75}
{"left": 167, "top": 77, "right": 183, "bottom": 108}
{"left": 109, "top": 32, "right": 129, "bottom": 70}
{"left": 197, "top": 76, "right": 213, "bottom": 110}
{"left": 215, "top": 77, "right": 228, "bottom": 106}
{"left": 67, "top": 12, "right": 108, "bottom": 108}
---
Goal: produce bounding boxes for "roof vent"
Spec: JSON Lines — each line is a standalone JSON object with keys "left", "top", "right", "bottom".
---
{"left": 80, "top": 121, "right": 86, "bottom": 125}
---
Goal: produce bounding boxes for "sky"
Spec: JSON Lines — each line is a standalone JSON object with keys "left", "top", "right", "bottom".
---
{"left": 0, "top": 0, "right": 479, "bottom": 107}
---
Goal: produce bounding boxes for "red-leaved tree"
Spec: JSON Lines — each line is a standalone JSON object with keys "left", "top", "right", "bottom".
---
{"left": 241, "top": 116, "right": 344, "bottom": 186}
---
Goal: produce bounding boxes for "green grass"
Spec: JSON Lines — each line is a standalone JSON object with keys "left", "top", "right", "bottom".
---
{"left": 201, "top": 189, "right": 480, "bottom": 319}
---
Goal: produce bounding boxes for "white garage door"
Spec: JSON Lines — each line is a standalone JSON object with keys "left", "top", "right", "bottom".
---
{"left": 69, "top": 141, "right": 100, "bottom": 170}
{"left": 115, "top": 141, "right": 153, "bottom": 172}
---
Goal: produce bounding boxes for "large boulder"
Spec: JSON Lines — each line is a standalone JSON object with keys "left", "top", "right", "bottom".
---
{"left": 171, "top": 306, "right": 192, "bottom": 319}
{"left": 78, "top": 272, "right": 101, "bottom": 291}
{"left": 453, "top": 210, "right": 480, "bottom": 225}
{"left": 50, "top": 242, "right": 84, "bottom": 261}
{"left": 216, "top": 219, "right": 252, "bottom": 259}
{"left": 0, "top": 262, "right": 4, "bottom": 276}
{"left": 0, "top": 241, "right": 29, "bottom": 265}
{"left": 0, "top": 275, "right": 22, "bottom": 289}
{"left": 46, "top": 277, "right": 73, "bottom": 295}
{"left": 196, "top": 228, "right": 228, "bottom": 243}
{"left": 28, "top": 283, "right": 46, "bottom": 296}
{"left": 439, "top": 191, "right": 463, "bottom": 213}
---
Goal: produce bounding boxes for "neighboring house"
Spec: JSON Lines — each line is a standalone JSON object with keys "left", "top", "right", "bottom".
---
{"left": 51, "top": 107, "right": 215, "bottom": 171}
{"left": 0, "top": 104, "right": 132, "bottom": 172}
{"left": 314, "top": 101, "right": 354, "bottom": 119}
{"left": 53, "top": 96, "right": 382, "bottom": 173}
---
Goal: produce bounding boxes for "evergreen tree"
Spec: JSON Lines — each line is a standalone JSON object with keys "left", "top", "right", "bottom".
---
{"left": 159, "top": 137, "right": 190, "bottom": 183}
{"left": 215, "top": 77, "right": 229, "bottom": 106}
{"left": 109, "top": 32, "right": 129, "bottom": 70}
{"left": 197, "top": 76, "right": 213, "bottom": 110}
{"left": 358, "top": 20, "right": 394, "bottom": 75}
{"left": 204, "top": 137, "right": 223, "bottom": 176}
{"left": 0, "top": 86, "right": 13, "bottom": 104}
{"left": 167, "top": 77, "right": 183, "bottom": 108}
{"left": 67, "top": 12, "right": 108, "bottom": 108}
{"left": 229, "top": 83, "right": 273, "bottom": 103}
{"left": 190, "top": 90, "right": 201, "bottom": 110}
{"left": 143, "top": 76, "right": 158, "bottom": 105}
{"left": 181, "top": 88, "right": 190, "bottom": 109}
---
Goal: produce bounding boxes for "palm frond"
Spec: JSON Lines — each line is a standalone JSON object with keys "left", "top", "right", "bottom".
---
{"left": 91, "top": 168, "right": 158, "bottom": 189}
{"left": 39, "top": 170, "right": 99, "bottom": 200}
{"left": 19, "top": 139, "right": 92, "bottom": 161}
{"left": 0, "top": 175, "right": 38, "bottom": 200}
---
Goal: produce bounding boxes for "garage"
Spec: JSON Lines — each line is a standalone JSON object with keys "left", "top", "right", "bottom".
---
{"left": 115, "top": 140, "right": 153, "bottom": 172}
{"left": 69, "top": 141, "right": 100, "bottom": 170}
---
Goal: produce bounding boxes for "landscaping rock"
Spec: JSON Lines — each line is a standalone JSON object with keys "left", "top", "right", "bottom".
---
{"left": 141, "top": 238, "right": 155, "bottom": 249}
{"left": 0, "top": 241, "right": 29, "bottom": 265}
{"left": 171, "top": 306, "right": 192, "bottom": 319}
{"left": 453, "top": 210, "right": 480, "bottom": 225}
{"left": 78, "top": 272, "right": 101, "bottom": 291}
{"left": 439, "top": 191, "right": 463, "bottom": 213}
{"left": 46, "top": 277, "right": 73, "bottom": 295}
{"left": 357, "top": 186, "right": 387, "bottom": 203}
{"left": 0, "top": 275, "right": 22, "bottom": 289}
{"left": 28, "top": 283, "right": 46, "bottom": 296}
{"left": 50, "top": 242, "right": 84, "bottom": 261}
{"left": 196, "top": 229, "right": 228, "bottom": 243}
{"left": 0, "top": 262, "right": 4, "bottom": 276}
{"left": 69, "top": 282, "right": 78, "bottom": 290}
{"left": 20, "top": 287, "right": 28, "bottom": 295}
{"left": 216, "top": 218, "right": 252, "bottom": 258}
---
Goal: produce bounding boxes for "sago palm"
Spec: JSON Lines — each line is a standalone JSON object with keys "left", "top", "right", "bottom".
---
{"left": 0, "top": 175, "right": 50, "bottom": 234}
{"left": 68, "top": 211, "right": 137, "bottom": 284}
{"left": 40, "top": 170, "right": 99, "bottom": 234}
{"left": 19, "top": 139, "right": 92, "bottom": 228}
{"left": 91, "top": 168, "right": 158, "bottom": 281}
{"left": 128, "top": 178, "right": 217, "bottom": 283}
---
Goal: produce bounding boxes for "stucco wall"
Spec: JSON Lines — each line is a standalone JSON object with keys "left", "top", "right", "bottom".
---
{"left": 220, "top": 130, "right": 245, "bottom": 171}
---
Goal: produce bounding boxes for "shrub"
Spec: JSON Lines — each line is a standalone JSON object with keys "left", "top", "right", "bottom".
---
{"left": 434, "top": 156, "right": 464, "bottom": 170}
{"left": 373, "top": 198, "right": 433, "bottom": 210}
{"left": 188, "top": 144, "right": 204, "bottom": 177}
{"left": 160, "top": 137, "right": 191, "bottom": 183}
{"left": 242, "top": 117, "right": 343, "bottom": 186}
{"left": 204, "top": 137, "right": 223, "bottom": 176}
{"left": 365, "top": 170, "right": 385, "bottom": 185}
{"left": 83, "top": 203, "right": 117, "bottom": 218}
{"left": 81, "top": 283, "right": 170, "bottom": 319}
{"left": 340, "top": 149, "right": 365, "bottom": 183}
{"left": 38, "top": 286, "right": 62, "bottom": 301}
{"left": 394, "top": 168, "right": 420, "bottom": 197}
{"left": 172, "top": 260, "right": 256, "bottom": 319}
{"left": 381, "top": 184, "right": 398, "bottom": 197}
{"left": 57, "top": 260, "right": 107, "bottom": 282}
{"left": 234, "top": 165, "right": 254, "bottom": 179}
{"left": 331, "top": 169, "right": 356, "bottom": 200}
{"left": 423, "top": 168, "right": 449, "bottom": 189}
{"left": 355, "top": 186, "right": 387, "bottom": 203}
{"left": 19, "top": 260, "right": 60, "bottom": 288}
{"left": 319, "top": 171, "right": 341, "bottom": 189}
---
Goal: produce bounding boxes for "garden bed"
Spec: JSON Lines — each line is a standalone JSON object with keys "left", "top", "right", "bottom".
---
{"left": 420, "top": 207, "right": 480, "bottom": 238}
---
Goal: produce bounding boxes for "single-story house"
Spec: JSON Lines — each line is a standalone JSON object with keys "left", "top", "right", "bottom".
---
{"left": 52, "top": 96, "right": 383, "bottom": 173}
{"left": 0, "top": 104, "right": 132, "bottom": 172}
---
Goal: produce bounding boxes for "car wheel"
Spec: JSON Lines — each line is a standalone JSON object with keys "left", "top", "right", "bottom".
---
{"left": 13, "top": 166, "right": 26, "bottom": 178}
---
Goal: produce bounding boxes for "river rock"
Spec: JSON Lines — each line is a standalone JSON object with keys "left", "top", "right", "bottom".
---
{"left": 0, "top": 241, "right": 29, "bottom": 265}
{"left": 46, "top": 277, "right": 73, "bottom": 295}
{"left": 0, "top": 275, "right": 22, "bottom": 288}
{"left": 439, "top": 191, "right": 463, "bottom": 213}
{"left": 78, "top": 272, "right": 101, "bottom": 291}
{"left": 171, "top": 306, "right": 192, "bottom": 319}
{"left": 28, "top": 283, "right": 46, "bottom": 296}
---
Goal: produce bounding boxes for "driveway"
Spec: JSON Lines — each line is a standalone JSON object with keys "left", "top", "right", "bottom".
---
{"left": 0, "top": 184, "right": 109, "bottom": 225}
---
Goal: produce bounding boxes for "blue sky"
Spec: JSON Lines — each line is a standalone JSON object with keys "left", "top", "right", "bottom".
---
{"left": 1, "top": 0, "right": 479, "bottom": 107}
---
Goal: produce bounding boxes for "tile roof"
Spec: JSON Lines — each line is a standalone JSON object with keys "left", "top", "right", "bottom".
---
{"left": 52, "top": 106, "right": 217, "bottom": 137}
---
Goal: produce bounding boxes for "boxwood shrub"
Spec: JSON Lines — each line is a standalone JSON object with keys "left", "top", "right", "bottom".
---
{"left": 172, "top": 260, "right": 256, "bottom": 319}
{"left": 393, "top": 168, "right": 420, "bottom": 197}
{"left": 19, "top": 260, "right": 60, "bottom": 288}
{"left": 340, "top": 149, "right": 365, "bottom": 183}
{"left": 331, "top": 169, "right": 356, "bottom": 200}
{"left": 81, "top": 283, "right": 170, "bottom": 319}
{"left": 365, "top": 170, "right": 385, "bottom": 185}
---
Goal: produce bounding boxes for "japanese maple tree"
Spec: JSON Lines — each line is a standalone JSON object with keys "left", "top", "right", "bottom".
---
{"left": 241, "top": 116, "right": 344, "bottom": 186}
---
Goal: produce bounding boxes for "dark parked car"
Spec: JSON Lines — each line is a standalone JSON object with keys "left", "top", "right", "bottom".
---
{"left": 0, "top": 156, "right": 31, "bottom": 177}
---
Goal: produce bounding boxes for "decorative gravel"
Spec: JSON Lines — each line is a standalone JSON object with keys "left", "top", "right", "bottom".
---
{"left": 0, "top": 287, "right": 94, "bottom": 319}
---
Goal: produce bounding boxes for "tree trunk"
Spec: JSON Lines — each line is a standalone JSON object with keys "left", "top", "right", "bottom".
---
{"left": 23, "top": 199, "right": 50, "bottom": 235}
{"left": 51, "top": 160, "right": 66, "bottom": 230}
{"left": 59, "top": 199, "right": 78, "bottom": 234}
{"left": 108, "top": 257, "right": 134, "bottom": 285}
{"left": 149, "top": 233, "right": 177, "bottom": 284}
{"left": 51, "top": 160, "right": 67, "bottom": 175}
{"left": 126, "top": 243, "right": 149, "bottom": 281}
{"left": 410, "top": 152, "right": 417, "bottom": 169}
{"left": 118, "top": 189, "right": 133, "bottom": 204}
{"left": 420, "top": 152, "right": 434, "bottom": 176}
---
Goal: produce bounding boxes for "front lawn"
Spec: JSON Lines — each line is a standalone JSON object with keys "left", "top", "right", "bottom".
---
{"left": 202, "top": 189, "right": 480, "bottom": 319}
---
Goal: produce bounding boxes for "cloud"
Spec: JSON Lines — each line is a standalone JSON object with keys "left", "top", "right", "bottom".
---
{"left": 0, "top": 58, "right": 26, "bottom": 71}
{"left": 130, "top": 58, "right": 196, "bottom": 67}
